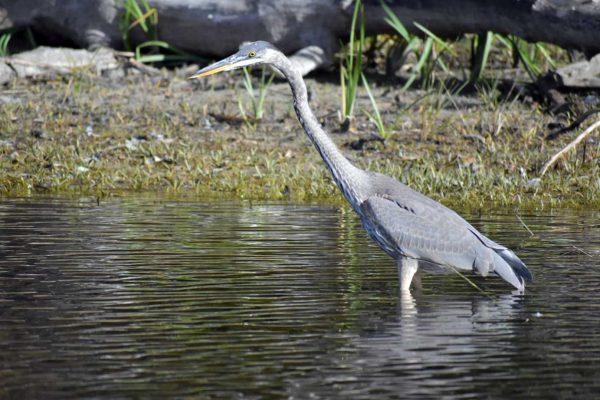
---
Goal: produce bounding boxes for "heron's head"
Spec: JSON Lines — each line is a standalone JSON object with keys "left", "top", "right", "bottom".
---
{"left": 188, "top": 41, "right": 279, "bottom": 79}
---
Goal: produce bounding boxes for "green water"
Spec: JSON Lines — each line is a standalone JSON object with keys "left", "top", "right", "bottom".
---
{"left": 0, "top": 197, "right": 598, "bottom": 398}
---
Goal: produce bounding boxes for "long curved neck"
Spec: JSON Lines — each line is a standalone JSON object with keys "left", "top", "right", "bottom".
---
{"left": 272, "top": 54, "right": 367, "bottom": 205}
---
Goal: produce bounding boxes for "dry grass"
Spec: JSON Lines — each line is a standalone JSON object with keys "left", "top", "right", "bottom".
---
{"left": 0, "top": 68, "right": 597, "bottom": 209}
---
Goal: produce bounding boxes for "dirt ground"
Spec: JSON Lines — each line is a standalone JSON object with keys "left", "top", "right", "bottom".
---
{"left": 0, "top": 61, "right": 598, "bottom": 209}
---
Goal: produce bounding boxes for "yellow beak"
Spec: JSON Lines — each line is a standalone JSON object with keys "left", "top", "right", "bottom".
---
{"left": 188, "top": 57, "right": 260, "bottom": 79}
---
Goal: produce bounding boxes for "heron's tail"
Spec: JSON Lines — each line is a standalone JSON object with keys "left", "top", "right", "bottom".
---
{"left": 492, "top": 249, "right": 533, "bottom": 291}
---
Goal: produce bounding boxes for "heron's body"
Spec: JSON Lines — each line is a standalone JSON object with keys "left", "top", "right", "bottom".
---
{"left": 190, "top": 41, "right": 533, "bottom": 292}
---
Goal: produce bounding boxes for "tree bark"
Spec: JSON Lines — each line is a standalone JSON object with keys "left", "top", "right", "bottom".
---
{"left": 0, "top": 0, "right": 598, "bottom": 57}
{"left": 369, "top": 0, "right": 600, "bottom": 57}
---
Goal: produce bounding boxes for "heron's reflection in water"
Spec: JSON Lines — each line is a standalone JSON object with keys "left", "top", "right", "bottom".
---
{"left": 286, "top": 292, "right": 525, "bottom": 398}
{"left": 392, "top": 292, "right": 522, "bottom": 392}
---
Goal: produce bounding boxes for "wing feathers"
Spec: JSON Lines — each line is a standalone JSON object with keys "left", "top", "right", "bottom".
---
{"left": 359, "top": 193, "right": 533, "bottom": 291}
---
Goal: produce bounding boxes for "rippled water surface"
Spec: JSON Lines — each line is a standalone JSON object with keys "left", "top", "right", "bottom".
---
{"left": 0, "top": 196, "right": 599, "bottom": 399}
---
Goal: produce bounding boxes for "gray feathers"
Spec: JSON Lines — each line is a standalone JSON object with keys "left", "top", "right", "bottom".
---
{"left": 206, "top": 41, "right": 533, "bottom": 292}
{"left": 357, "top": 173, "right": 532, "bottom": 291}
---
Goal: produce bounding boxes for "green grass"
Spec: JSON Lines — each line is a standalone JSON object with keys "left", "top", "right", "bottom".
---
{"left": 0, "top": 72, "right": 597, "bottom": 210}
{"left": 238, "top": 66, "right": 275, "bottom": 127}
{"left": 339, "top": 0, "right": 365, "bottom": 122}
{"left": 134, "top": 40, "right": 200, "bottom": 63}
{"left": 495, "top": 35, "right": 557, "bottom": 80}
{"left": 469, "top": 32, "right": 494, "bottom": 84}
{"left": 120, "top": 0, "right": 158, "bottom": 51}
{"left": 361, "top": 73, "right": 388, "bottom": 139}
{"left": 0, "top": 31, "right": 11, "bottom": 56}
{"left": 119, "top": 0, "right": 201, "bottom": 64}
{"left": 381, "top": 1, "right": 561, "bottom": 86}
{"left": 382, "top": 4, "right": 447, "bottom": 90}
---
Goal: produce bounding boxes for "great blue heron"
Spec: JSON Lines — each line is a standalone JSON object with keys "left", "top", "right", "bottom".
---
{"left": 189, "top": 41, "right": 533, "bottom": 292}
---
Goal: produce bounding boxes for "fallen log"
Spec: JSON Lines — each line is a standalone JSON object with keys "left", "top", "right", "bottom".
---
{"left": 1, "top": 1, "right": 599, "bottom": 57}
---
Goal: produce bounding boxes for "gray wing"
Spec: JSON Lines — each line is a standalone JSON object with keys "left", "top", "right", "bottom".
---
{"left": 359, "top": 194, "right": 489, "bottom": 273}
{"left": 358, "top": 174, "right": 532, "bottom": 289}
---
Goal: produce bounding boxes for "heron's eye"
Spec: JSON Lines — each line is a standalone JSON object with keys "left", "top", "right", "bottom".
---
{"left": 248, "top": 51, "right": 256, "bottom": 58}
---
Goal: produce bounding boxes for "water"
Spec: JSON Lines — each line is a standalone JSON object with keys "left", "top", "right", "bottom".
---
{"left": 0, "top": 196, "right": 598, "bottom": 399}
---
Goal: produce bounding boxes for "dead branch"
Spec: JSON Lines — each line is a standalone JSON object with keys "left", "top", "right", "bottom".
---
{"left": 539, "top": 119, "right": 600, "bottom": 177}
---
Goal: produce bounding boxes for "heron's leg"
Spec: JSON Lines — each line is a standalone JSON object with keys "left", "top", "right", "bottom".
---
{"left": 397, "top": 257, "right": 419, "bottom": 291}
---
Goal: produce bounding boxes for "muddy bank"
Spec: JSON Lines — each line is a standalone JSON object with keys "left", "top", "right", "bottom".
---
{"left": 0, "top": 62, "right": 598, "bottom": 209}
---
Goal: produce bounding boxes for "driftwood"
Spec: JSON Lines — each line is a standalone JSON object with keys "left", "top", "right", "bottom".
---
{"left": 539, "top": 119, "right": 600, "bottom": 177}
{"left": 1, "top": 0, "right": 599, "bottom": 60}
{"left": 0, "top": 46, "right": 120, "bottom": 83}
{"left": 545, "top": 109, "right": 600, "bottom": 140}
{"left": 550, "top": 53, "right": 600, "bottom": 88}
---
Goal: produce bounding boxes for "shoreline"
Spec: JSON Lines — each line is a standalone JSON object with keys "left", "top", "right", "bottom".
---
{"left": 0, "top": 68, "right": 597, "bottom": 210}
